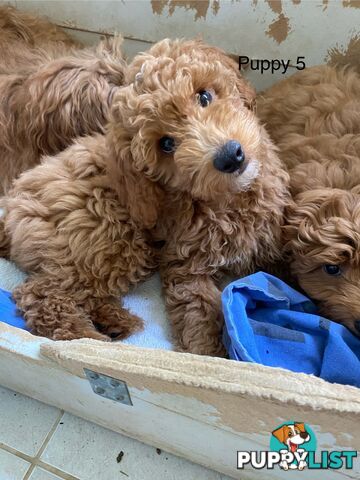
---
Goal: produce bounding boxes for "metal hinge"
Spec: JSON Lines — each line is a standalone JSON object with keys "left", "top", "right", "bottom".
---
{"left": 84, "top": 368, "right": 132, "bottom": 406}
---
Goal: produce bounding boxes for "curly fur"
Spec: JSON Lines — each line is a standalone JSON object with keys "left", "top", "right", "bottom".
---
{"left": 0, "top": 5, "right": 80, "bottom": 70}
{"left": 1, "top": 134, "right": 156, "bottom": 341}
{"left": 258, "top": 65, "right": 360, "bottom": 335}
{"left": 0, "top": 6, "right": 82, "bottom": 78}
{"left": 1, "top": 39, "right": 289, "bottom": 352}
{"left": 0, "top": 6, "right": 126, "bottom": 195}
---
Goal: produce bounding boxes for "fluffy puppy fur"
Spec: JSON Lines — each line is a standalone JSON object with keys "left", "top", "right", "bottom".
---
{"left": 0, "top": 39, "right": 289, "bottom": 353}
{"left": 0, "top": 6, "right": 78, "bottom": 46}
{"left": 0, "top": 6, "right": 80, "bottom": 73}
{"left": 258, "top": 65, "right": 360, "bottom": 336}
{"left": 0, "top": 6, "right": 126, "bottom": 195}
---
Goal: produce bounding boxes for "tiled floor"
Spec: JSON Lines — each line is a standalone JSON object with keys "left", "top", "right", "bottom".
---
{"left": 0, "top": 386, "right": 231, "bottom": 480}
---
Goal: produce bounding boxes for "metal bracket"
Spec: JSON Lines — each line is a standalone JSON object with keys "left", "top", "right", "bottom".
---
{"left": 84, "top": 368, "right": 132, "bottom": 406}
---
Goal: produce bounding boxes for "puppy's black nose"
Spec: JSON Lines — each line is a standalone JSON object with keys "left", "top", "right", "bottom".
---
{"left": 354, "top": 320, "right": 360, "bottom": 335}
{"left": 213, "top": 140, "right": 245, "bottom": 173}
{"left": 300, "top": 432, "right": 309, "bottom": 440}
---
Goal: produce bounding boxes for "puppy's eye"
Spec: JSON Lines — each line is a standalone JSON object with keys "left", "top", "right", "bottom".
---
{"left": 288, "top": 432, "right": 293, "bottom": 437}
{"left": 159, "top": 136, "right": 176, "bottom": 153}
{"left": 197, "top": 90, "right": 212, "bottom": 107}
{"left": 323, "top": 264, "right": 341, "bottom": 276}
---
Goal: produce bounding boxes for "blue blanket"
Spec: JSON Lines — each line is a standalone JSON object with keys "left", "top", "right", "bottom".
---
{"left": 0, "top": 288, "right": 28, "bottom": 330}
{"left": 222, "top": 272, "right": 360, "bottom": 388}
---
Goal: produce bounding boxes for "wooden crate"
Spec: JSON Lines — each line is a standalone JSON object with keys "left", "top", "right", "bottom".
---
{"left": 0, "top": 322, "right": 359, "bottom": 479}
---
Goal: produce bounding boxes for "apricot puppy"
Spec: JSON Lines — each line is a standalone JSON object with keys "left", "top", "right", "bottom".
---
{"left": 258, "top": 65, "right": 360, "bottom": 336}
{"left": 111, "top": 39, "right": 289, "bottom": 355}
{"left": 0, "top": 6, "right": 126, "bottom": 194}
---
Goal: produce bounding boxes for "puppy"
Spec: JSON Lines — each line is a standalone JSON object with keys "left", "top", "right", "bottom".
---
{"left": 0, "top": 7, "right": 126, "bottom": 195}
{"left": 111, "top": 39, "right": 289, "bottom": 355}
{"left": 0, "top": 39, "right": 289, "bottom": 350}
{"left": 258, "top": 65, "right": 360, "bottom": 336}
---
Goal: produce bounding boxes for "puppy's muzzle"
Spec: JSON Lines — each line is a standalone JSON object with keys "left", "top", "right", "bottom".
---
{"left": 213, "top": 140, "right": 246, "bottom": 174}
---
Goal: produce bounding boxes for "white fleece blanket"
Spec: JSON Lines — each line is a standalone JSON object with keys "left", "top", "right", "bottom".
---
{"left": 0, "top": 255, "right": 174, "bottom": 350}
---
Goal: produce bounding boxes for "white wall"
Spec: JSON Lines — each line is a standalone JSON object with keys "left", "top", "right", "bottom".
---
{"left": 3, "top": 0, "right": 360, "bottom": 90}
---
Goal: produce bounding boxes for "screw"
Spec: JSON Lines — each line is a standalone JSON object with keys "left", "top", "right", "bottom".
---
{"left": 94, "top": 386, "right": 105, "bottom": 395}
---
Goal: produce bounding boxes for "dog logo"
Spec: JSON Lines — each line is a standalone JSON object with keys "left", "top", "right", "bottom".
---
{"left": 272, "top": 422, "right": 311, "bottom": 470}
{"left": 237, "top": 421, "right": 357, "bottom": 471}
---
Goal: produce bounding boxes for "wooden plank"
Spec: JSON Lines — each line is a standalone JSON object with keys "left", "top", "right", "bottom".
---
{"left": 0, "top": 323, "right": 359, "bottom": 479}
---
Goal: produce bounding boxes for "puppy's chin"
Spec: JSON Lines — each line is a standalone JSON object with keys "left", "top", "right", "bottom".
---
{"left": 232, "top": 158, "right": 260, "bottom": 191}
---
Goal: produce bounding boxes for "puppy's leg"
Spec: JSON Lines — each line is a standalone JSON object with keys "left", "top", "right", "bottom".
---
{"left": 162, "top": 267, "right": 226, "bottom": 356}
{"left": 86, "top": 297, "right": 143, "bottom": 340}
{"left": 13, "top": 276, "right": 109, "bottom": 341}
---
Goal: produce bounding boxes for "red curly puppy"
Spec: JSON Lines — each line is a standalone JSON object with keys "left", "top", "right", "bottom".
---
{"left": 0, "top": 39, "right": 289, "bottom": 353}
{"left": 111, "top": 39, "right": 289, "bottom": 355}
{"left": 0, "top": 6, "right": 126, "bottom": 195}
{"left": 258, "top": 65, "right": 360, "bottom": 336}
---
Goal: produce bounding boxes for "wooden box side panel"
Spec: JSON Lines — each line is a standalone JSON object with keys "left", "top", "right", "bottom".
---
{"left": 0, "top": 324, "right": 359, "bottom": 479}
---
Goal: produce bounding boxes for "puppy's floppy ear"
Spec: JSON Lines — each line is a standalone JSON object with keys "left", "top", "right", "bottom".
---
{"left": 283, "top": 189, "right": 349, "bottom": 248}
{"left": 272, "top": 426, "right": 287, "bottom": 444}
{"left": 284, "top": 189, "right": 359, "bottom": 270}
{"left": 283, "top": 190, "right": 334, "bottom": 249}
{"left": 223, "top": 53, "right": 256, "bottom": 111}
{"left": 108, "top": 144, "right": 164, "bottom": 230}
{"left": 107, "top": 88, "right": 164, "bottom": 230}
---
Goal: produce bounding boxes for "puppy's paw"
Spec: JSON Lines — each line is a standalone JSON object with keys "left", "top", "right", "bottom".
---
{"left": 52, "top": 329, "right": 110, "bottom": 342}
{"left": 93, "top": 303, "right": 144, "bottom": 340}
{"left": 105, "top": 312, "right": 144, "bottom": 341}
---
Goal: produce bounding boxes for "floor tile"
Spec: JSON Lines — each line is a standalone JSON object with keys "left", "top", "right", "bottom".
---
{"left": 28, "top": 468, "right": 66, "bottom": 480}
{"left": 0, "top": 448, "right": 30, "bottom": 480}
{"left": 0, "top": 386, "right": 61, "bottom": 456}
{"left": 41, "top": 413, "right": 228, "bottom": 480}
